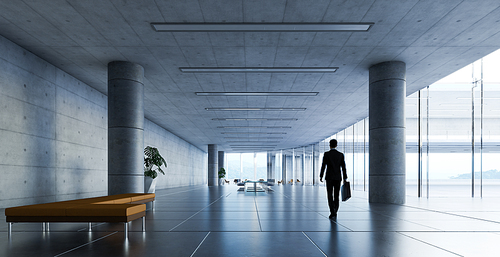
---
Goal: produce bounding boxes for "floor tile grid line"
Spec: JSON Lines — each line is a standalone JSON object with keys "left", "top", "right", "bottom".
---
{"left": 392, "top": 203, "right": 500, "bottom": 226}
{"left": 355, "top": 201, "right": 500, "bottom": 233}
{"left": 168, "top": 192, "right": 231, "bottom": 232}
{"left": 190, "top": 231, "right": 211, "bottom": 257}
{"left": 154, "top": 186, "right": 207, "bottom": 198}
{"left": 302, "top": 231, "right": 328, "bottom": 257}
{"left": 365, "top": 207, "right": 453, "bottom": 232}
{"left": 254, "top": 197, "right": 263, "bottom": 232}
{"left": 397, "top": 231, "right": 464, "bottom": 257}
{"left": 279, "top": 190, "right": 355, "bottom": 232}
{"left": 53, "top": 231, "right": 118, "bottom": 257}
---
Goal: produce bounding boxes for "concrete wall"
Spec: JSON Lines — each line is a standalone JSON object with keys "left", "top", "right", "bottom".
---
{"left": 144, "top": 120, "right": 207, "bottom": 189}
{"left": 0, "top": 35, "right": 206, "bottom": 208}
{"left": 0, "top": 35, "right": 108, "bottom": 208}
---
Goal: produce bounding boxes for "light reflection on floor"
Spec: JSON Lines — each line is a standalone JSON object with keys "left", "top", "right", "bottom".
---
{"left": 2, "top": 185, "right": 500, "bottom": 256}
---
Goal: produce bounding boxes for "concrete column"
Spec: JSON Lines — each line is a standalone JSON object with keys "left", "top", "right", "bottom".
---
{"left": 267, "top": 152, "right": 275, "bottom": 180}
{"left": 208, "top": 144, "right": 218, "bottom": 186}
{"left": 369, "top": 61, "right": 406, "bottom": 204}
{"left": 108, "top": 61, "right": 144, "bottom": 195}
{"left": 281, "top": 154, "right": 287, "bottom": 185}
{"left": 218, "top": 151, "right": 224, "bottom": 185}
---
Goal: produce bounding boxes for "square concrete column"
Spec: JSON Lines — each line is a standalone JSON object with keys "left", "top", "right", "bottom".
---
{"left": 369, "top": 61, "right": 406, "bottom": 204}
{"left": 208, "top": 144, "right": 218, "bottom": 186}
{"left": 108, "top": 61, "right": 144, "bottom": 195}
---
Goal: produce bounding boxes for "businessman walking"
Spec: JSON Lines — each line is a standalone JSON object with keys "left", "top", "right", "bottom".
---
{"left": 320, "top": 139, "right": 348, "bottom": 219}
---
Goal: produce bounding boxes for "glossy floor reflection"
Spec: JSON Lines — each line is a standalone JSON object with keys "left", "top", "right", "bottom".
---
{"left": 3, "top": 185, "right": 500, "bottom": 256}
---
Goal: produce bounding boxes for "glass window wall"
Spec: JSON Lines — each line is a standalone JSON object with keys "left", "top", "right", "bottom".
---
{"left": 271, "top": 49, "right": 500, "bottom": 198}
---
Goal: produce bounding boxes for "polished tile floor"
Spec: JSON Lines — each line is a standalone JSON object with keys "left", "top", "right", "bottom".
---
{"left": 2, "top": 185, "right": 500, "bottom": 256}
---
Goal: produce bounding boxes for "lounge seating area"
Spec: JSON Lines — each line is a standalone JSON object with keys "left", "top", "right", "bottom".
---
{"left": 5, "top": 193, "right": 155, "bottom": 239}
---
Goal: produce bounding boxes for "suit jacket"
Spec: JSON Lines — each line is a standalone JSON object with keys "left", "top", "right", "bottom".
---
{"left": 320, "top": 149, "right": 347, "bottom": 181}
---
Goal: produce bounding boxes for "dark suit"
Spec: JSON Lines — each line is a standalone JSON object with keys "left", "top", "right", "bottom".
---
{"left": 320, "top": 148, "right": 347, "bottom": 216}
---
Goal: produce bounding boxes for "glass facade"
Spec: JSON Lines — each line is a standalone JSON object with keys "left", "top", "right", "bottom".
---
{"left": 223, "top": 49, "right": 500, "bottom": 198}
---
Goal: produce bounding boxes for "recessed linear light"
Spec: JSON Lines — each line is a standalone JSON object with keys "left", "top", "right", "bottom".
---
{"left": 232, "top": 147, "right": 276, "bottom": 149}
{"left": 224, "top": 137, "right": 283, "bottom": 139}
{"left": 217, "top": 126, "right": 291, "bottom": 129}
{"left": 151, "top": 23, "right": 373, "bottom": 32}
{"left": 457, "top": 97, "right": 500, "bottom": 100}
{"left": 432, "top": 109, "right": 469, "bottom": 112}
{"left": 226, "top": 141, "right": 281, "bottom": 143}
{"left": 196, "top": 92, "right": 318, "bottom": 96}
{"left": 206, "top": 108, "right": 306, "bottom": 111}
{"left": 232, "top": 148, "right": 275, "bottom": 150}
{"left": 231, "top": 145, "right": 277, "bottom": 147}
{"left": 181, "top": 67, "right": 337, "bottom": 73}
{"left": 222, "top": 132, "right": 287, "bottom": 135}
{"left": 213, "top": 118, "right": 298, "bottom": 121}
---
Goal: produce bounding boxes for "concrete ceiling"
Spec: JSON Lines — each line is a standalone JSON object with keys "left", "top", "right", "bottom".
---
{"left": 0, "top": 0, "right": 499, "bottom": 152}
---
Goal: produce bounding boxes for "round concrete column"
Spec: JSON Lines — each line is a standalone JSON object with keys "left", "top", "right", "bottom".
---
{"left": 218, "top": 151, "right": 225, "bottom": 185}
{"left": 369, "top": 61, "right": 406, "bottom": 204}
{"left": 208, "top": 144, "right": 218, "bottom": 186}
{"left": 108, "top": 61, "right": 144, "bottom": 195}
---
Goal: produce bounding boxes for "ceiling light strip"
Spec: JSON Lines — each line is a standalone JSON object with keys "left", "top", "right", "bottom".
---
{"left": 230, "top": 145, "right": 278, "bottom": 147}
{"left": 151, "top": 23, "right": 373, "bottom": 32}
{"left": 226, "top": 141, "right": 281, "bottom": 143}
{"left": 224, "top": 137, "right": 283, "bottom": 139}
{"left": 232, "top": 147, "right": 275, "bottom": 149}
{"left": 196, "top": 92, "right": 318, "bottom": 96}
{"left": 217, "top": 126, "right": 291, "bottom": 129}
{"left": 213, "top": 118, "right": 298, "bottom": 121}
{"left": 181, "top": 67, "right": 337, "bottom": 73}
{"left": 221, "top": 132, "right": 287, "bottom": 134}
{"left": 206, "top": 108, "right": 306, "bottom": 111}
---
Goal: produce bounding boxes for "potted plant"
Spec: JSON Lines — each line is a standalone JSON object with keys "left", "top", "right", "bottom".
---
{"left": 144, "top": 146, "right": 167, "bottom": 193}
{"left": 218, "top": 167, "right": 226, "bottom": 186}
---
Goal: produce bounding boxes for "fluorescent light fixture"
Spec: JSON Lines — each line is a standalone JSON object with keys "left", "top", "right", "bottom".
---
{"left": 213, "top": 118, "right": 298, "bottom": 121}
{"left": 457, "top": 97, "right": 500, "bottom": 100}
{"left": 231, "top": 146, "right": 276, "bottom": 149}
{"left": 181, "top": 67, "right": 337, "bottom": 73}
{"left": 224, "top": 137, "right": 283, "bottom": 139}
{"left": 221, "top": 132, "right": 287, "bottom": 134}
{"left": 151, "top": 23, "right": 373, "bottom": 32}
{"left": 217, "top": 126, "right": 291, "bottom": 129}
{"left": 196, "top": 92, "right": 318, "bottom": 96}
{"left": 206, "top": 108, "right": 306, "bottom": 111}
{"left": 231, "top": 145, "right": 277, "bottom": 147}
{"left": 439, "top": 104, "right": 472, "bottom": 107}
{"left": 431, "top": 109, "right": 469, "bottom": 111}
{"left": 226, "top": 141, "right": 281, "bottom": 143}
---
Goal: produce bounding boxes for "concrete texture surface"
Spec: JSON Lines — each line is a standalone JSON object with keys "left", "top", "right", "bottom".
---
{"left": 369, "top": 61, "right": 406, "bottom": 204}
{"left": 0, "top": 35, "right": 207, "bottom": 208}
{"left": 0, "top": 1, "right": 499, "bottom": 152}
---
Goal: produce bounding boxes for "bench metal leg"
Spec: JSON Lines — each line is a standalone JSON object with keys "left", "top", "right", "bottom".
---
{"left": 88, "top": 222, "right": 92, "bottom": 232}
{"left": 46, "top": 222, "right": 50, "bottom": 232}
{"left": 124, "top": 222, "right": 128, "bottom": 239}
{"left": 42, "top": 222, "right": 46, "bottom": 232}
{"left": 142, "top": 216, "right": 146, "bottom": 232}
{"left": 8, "top": 222, "right": 12, "bottom": 236}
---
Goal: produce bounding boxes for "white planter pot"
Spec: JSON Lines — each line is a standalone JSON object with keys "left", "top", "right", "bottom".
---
{"left": 144, "top": 177, "right": 157, "bottom": 193}
{"left": 219, "top": 178, "right": 225, "bottom": 186}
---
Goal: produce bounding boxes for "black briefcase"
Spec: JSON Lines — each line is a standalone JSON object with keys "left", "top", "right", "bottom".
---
{"left": 341, "top": 181, "right": 351, "bottom": 201}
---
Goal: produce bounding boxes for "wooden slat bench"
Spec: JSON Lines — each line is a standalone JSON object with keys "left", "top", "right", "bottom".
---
{"left": 5, "top": 193, "right": 155, "bottom": 238}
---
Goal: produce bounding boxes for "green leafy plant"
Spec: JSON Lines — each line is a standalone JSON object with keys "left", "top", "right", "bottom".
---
{"left": 218, "top": 167, "right": 226, "bottom": 179}
{"left": 144, "top": 146, "right": 167, "bottom": 179}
